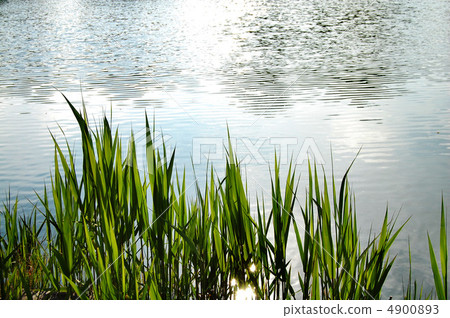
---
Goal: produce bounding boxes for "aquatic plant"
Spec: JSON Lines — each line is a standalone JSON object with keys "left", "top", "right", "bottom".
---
{"left": 0, "top": 94, "right": 446, "bottom": 300}
{"left": 427, "top": 198, "right": 448, "bottom": 300}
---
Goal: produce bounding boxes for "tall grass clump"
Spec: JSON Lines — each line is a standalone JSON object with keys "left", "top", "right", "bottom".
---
{"left": 292, "top": 160, "right": 406, "bottom": 300}
{"left": 0, "top": 93, "right": 446, "bottom": 299}
{"left": 0, "top": 195, "right": 46, "bottom": 299}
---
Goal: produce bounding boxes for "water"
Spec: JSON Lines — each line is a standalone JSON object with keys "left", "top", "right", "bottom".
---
{"left": 1, "top": 0, "right": 449, "bottom": 298}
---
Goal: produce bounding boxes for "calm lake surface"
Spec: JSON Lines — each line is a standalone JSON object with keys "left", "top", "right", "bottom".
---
{"left": 1, "top": 0, "right": 449, "bottom": 298}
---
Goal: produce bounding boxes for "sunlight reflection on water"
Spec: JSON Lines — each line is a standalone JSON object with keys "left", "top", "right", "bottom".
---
{"left": 0, "top": 0, "right": 449, "bottom": 299}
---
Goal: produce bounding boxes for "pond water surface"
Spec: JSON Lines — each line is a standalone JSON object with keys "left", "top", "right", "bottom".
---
{"left": 1, "top": 0, "right": 449, "bottom": 298}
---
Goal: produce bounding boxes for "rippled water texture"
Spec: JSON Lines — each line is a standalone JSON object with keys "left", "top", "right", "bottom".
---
{"left": 0, "top": 0, "right": 449, "bottom": 298}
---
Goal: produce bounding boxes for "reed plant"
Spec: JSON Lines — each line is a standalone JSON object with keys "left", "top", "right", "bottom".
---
{"left": 427, "top": 198, "right": 448, "bottom": 300}
{"left": 403, "top": 241, "right": 431, "bottom": 300}
{"left": 0, "top": 94, "right": 447, "bottom": 300}
{"left": 292, "top": 160, "right": 407, "bottom": 300}
{"left": 0, "top": 195, "right": 46, "bottom": 299}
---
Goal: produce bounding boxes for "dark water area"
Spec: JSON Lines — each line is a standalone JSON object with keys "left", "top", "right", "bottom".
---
{"left": 1, "top": 0, "right": 449, "bottom": 298}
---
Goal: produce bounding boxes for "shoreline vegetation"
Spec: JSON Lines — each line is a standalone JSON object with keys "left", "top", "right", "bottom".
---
{"left": 0, "top": 95, "right": 447, "bottom": 300}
